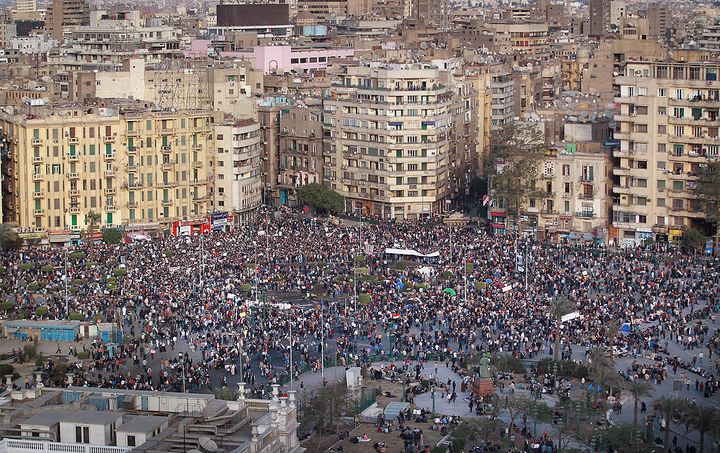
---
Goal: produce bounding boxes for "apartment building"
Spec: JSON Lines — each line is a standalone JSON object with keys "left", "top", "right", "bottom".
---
{"left": 278, "top": 105, "right": 324, "bottom": 204}
{"left": 485, "top": 22, "right": 550, "bottom": 55}
{"left": 0, "top": 106, "right": 215, "bottom": 234}
{"left": 490, "top": 66, "right": 515, "bottom": 130}
{"left": 322, "top": 63, "right": 477, "bottom": 219}
{"left": 613, "top": 60, "right": 720, "bottom": 245}
{"left": 212, "top": 119, "right": 263, "bottom": 223}
{"left": 45, "top": 0, "right": 89, "bottom": 41}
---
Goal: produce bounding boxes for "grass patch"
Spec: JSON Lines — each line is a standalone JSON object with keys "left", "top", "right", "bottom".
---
{"left": 162, "top": 250, "right": 174, "bottom": 258}
{"left": 70, "top": 251, "right": 86, "bottom": 259}
{"left": 393, "top": 261, "right": 408, "bottom": 270}
{"left": 76, "top": 352, "right": 90, "bottom": 360}
{"left": 240, "top": 283, "right": 252, "bottom": 294}
{"left": 27, "top": 282, "right": 40, "bottom": 292}
{"left": 41, "top": 265, "right": 55, "bottom": 273}
{"left": 112, "top": 268, "right": 127, "bottom": 277}
{"left": 20, "top": 263, "right": 33, "bottom": 271}
{"left": 0, "top": 301, "right": 14, "bottom": 311}
{"left": 359, "top": 293, "right": 372, "bottom": 305}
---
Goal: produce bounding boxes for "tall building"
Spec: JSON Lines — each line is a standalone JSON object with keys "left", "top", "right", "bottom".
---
{"left": 14, "top": 0, "right": 36, "bottom": 14}
{"left": 45, "top": 0, "right": 89, "bottom": 41}
{"left": 613, "top": 60, "right": 720, "bottom": 246}
{"left": 647, "top": 3, "right": 669, "bottom": 41}
{"left": 277, "top": 105, "right": 324, "bottom": 204}
{"left": 589, "top": 0, "right": 624, "bottom": 37}
{"left": 0, "top": 106, "right": 216, "bottom": 234}
{"left": 322, "top": 63, "right": 477, "bottom": 219}
{"left": 212, "top": 118, "right": 263, "bottom": 223}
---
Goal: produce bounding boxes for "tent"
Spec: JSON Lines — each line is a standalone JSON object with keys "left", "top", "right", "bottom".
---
{"left": 443, "top": 288, "right": 457, "bottom": 297}
{"left": 620, "top": 323, "right": 632, "bottom": 333}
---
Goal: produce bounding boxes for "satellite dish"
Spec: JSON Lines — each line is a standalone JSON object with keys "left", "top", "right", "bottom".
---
{"left": 198, "top": 437, "right": 219, "bottom": 452}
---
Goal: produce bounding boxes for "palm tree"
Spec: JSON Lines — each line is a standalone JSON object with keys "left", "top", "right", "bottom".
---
{"left": 606, "top": 321, "right": 620, "bottom": 359}
{"left": 627, "top": 380, "right": 653, "bottom": 429}
{"left": 684, "top": 405, "right": 719, "bottom": 453}
{"left": 85, "top": 210, "right": 101, "bottom": 235}
{"left": 653, "top": 396, "right": 687, "bottom": 452}
{"left": 549, "top": 295, "right": 575, "bottom": 362}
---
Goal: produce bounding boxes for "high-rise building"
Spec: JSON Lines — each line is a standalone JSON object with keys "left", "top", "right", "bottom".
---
{"left": 14, "top": 0, "right": 36, "bottom": 14}
{"left": 647, "top": 3, "right": 669, "bottom": 40}
{"left": 45, "top": 0, "right": 89, "bottom": 41}
{"left": 322, "top": 63, "right": 477, "bottom": 219}
{"left": 589, "top": 0, "right": 624, "bottom": 37}
{"left": 612, "top": 60, "right": 720, "bottom": 245}
{"left": 0, "top": 106, "right": 216, "bottom": 233}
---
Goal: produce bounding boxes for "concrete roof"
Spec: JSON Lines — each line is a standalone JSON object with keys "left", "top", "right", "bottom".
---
{"left": 116, "top": 415, "right": 168, "bottom": 434}
{"left": 59, "top": 410, "right": 123, "bottom": 425}
{"left": 20, "top": 411, "right": 65, "bottom": 427}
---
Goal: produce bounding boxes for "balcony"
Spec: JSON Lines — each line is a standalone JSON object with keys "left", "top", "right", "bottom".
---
{"left": 33, "top": 209, "right": 44, "bottom": 216}
{"left": 158, "top": 181, "right": 175, "bottom": 188}
{"left": 540, "top": 210, "right": 559, "bottom": 216}
{"left": 127, "top": 130, "right": 140, "bottom": 137}
{"left": 69, "top": 206, "right": 80, "bottom": 214}
{"left": 161, "top": 162, "right": 173, "bottom": 171}
{"left": 31, "top": 138, "right": 42, "bottom": 146}
{"left": 104, "top": 136, "right": 115, "bottom": 143}
{"left": 128, "top": 146, "right": 138, "bottom": 153}
{"left": 575, "top": 211, "right": 596, "bottom": 218}
{"left": 191, "top": 178, "right": 207, "bottom": 185}
{"left": 69, "top": 189, "right": 79, "bottom": 197}
{"left": 68, "top": 153, "right": 79, "bottom": 162}
{"left": 162, "top": 199, "right": 173, "bottom": 207}
{"left": 104, "top": 152, "right": 116, "bottom": 160}
{"left": 578, "top": 191, "right": 595, "bottom": 200}
{"left": 105, "top": 170, "right": 115, "bottom": 178}
{"left": 33, "top": 191, "right": 43, "bottom": 198}
{"left": 105, "top": 188, "right": 116, "bottom": 196}
{"left": 68, "top": 136, "right": 78, "bottom": 144}
{"left": 67, "top": 172, "right": 79, "bottom": 179}
{"left": 161, "top": 145, "right": 172, "bottom": 153}
{"left": 667, "top": 171, "right": 699, "bottom": 180}
{"left": 192, "top": 161, "right": 204, "bottom": 168}
{"left": 668, "top": 151, "right": 711, "bottom": 162}
{"left": 32, "top": 156, "right": 42, "bottom": 163}
{"left": 128, "top": 201, "right": 139, "bottom": 208}
{"left": 193, "top": 194, "right": 206, "bottom": 201}
{"left": 32, "top": 173, "right": 43, "bottom": 181}
{"left": 127, "top": 164, "right": 138, "bottom": 172}
{"left": 129, "top": 184, "right": 143, "bottom": 190}
{"left": 613, "top": 167, "right": 632, "bottom": 176}
{"left": 193, "top": 144, "right": 203, "bottom": 150}
{"left": 106, "top": 205, "right": 117, "bottom": 212}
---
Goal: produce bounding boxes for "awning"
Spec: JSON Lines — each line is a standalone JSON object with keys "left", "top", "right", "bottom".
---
{"left": 490, "top": 223, "right": 506, "bottom": 229}
{"left": 490, "top": 211, "right": 507, "bottom": 217}
{"left": 384, "top": 248, "right": 440, "bottom": 258}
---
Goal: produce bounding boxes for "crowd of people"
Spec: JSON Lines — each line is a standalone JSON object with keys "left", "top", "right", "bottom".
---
{"left": 1, "top": 207, "right": 719, "bottom": 405}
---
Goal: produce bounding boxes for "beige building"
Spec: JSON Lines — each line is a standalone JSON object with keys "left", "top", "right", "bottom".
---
{"left": 323, "top": 63, "right": 477, "bottom": 219}
{"left": 45, "top": 0, "right": 89, "bottom": 41}
{"left": 613, "top": 60, "right": 720, "bottom": 245}
{"left": 278, "top": 105, "right": 324, "bottom": 203}
{"left": 93, "top": 59, "right": 263, "bottom": 120}
{"left": 212, "top": 118, "right": 263, "bottom": 223}
{"left": 0, "top": 106, "right": 216, "bottom": 234}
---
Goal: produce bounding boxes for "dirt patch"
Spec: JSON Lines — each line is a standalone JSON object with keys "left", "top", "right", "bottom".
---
{"left": 329, "top": 420, "right": 444, "bottom": 453}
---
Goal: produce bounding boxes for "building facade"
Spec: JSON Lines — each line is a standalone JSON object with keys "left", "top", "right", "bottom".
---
{"left": 0, "top": 106, "right": 215, "bottom": 234}
{"left": 613, "top": 60, "right": 720, "bottom": 245}
{"left": 322, "top": 63, "right": 477, "bottom": 219}
{"left": 45, "top": 0, "right": 89, "bottom": 41}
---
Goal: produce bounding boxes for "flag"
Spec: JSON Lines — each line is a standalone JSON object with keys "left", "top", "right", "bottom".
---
{"left": 391, "top": 313, "right": 401, "bottom": 320}
{"left": 482, "top": 194, "right": 493, "bottom": 206}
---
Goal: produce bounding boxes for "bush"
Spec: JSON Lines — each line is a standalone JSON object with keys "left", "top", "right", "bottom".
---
{"left": 70, "top": 252, "right": 86, "bottom": 259}
{"left": 20, "top": 263, "right": 33, "bottom": 271}
{"left": 102, "top": 228, "right": 122, "bottom": 244}
{"left": 359, "top": 293, "right": 372, "bottom": 305}
{"left": 465, "top": 263, "right": 475, "bottom": 274}
{"left": 0, "top": 301, "right": 14, "bottom": 311}
{"left": 0, "top": 266, "right": 6, "bottom": 275}
{"left": 69, "top": 286, "right": 79, "bottom": 294}
{"left": 27, "top": 282, "right": 40, "bottom": 292}
{"left": 355, "top": 255, "right": 366, "bottom": 263}
{"left": 37, "top": 279, "right": 48, "bottom": 288}
{"left": 35, "top": 306, "right": 48, "bottom": 316}
{"left": 239, "top": 284, "right": 252, "bottom": 294}
{"left": 535, "top": 358, "right": 586, "bottom": 379}
{"left": 23, "top": 344, "right": 38, "bottom": 360}
{"left": 76, "top": 352, "right": 90, "bottom": 360}
{"left": 491, "top": 353, "right": 526, "bottom": 374}
{"left": 441, "top": 270, "right": 453, "bottom": 279}
{"left": 41, "top": 265, "right": 55, "bottom": 273}
{"left": 475, "top": 281, "right": 486, "bottom": 290}
{"left": 87, "top": 261, "right": 98, "bottom": 268}
{"left": 356, "top": 267, "right": 369, "bottom": 275}
{"left": 72, "top": 278, "right": 84, "bottom": 286}
{"left": 0, "top": 363, "right": 18, "bottom": 380}
{"left": 69, "top": 312, "right": 84, "bottom": 321}
{"left": 416, "top": 283, "right": 430, "bottom": 290}
{"left": 112, "top": 268, "right": 127, "bottom": 277}
{"left": 162, "top": 250, "right": 174, "bottom": 258}
{"left": 393, "top": 261, "right": 408, "bottom": 270}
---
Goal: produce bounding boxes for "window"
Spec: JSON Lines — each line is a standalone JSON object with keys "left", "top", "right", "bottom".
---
{"left": 657, "top": 198, "right": 665, "bottom": 207}
{"left": 658, "top": 88, "right": 667, "bottom": 97}
{"left": 75, "top": 426, "right": 90, "bottom": 444}
{"left": 637, "top": 160, "right": 648, "bottom": 169}
{"left": 562, "top": 164, "right": 570, "bottom": 176}
{"left": 657, "top": 125, "right": 666, "bottom": 134}
{"left": 673, "top": 107, "right": 684, "bottom": 118}
{"left": 638, "top": 87, "right": 648, "bottom": 96}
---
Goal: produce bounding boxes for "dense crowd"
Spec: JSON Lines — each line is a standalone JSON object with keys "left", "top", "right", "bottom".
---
{"left": 1, "top": 207, "right": 719, "bottom": 400}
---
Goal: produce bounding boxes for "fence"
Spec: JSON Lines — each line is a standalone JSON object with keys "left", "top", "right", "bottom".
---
{"left": 0, "top": 439, "right": 130, "bottom": 453}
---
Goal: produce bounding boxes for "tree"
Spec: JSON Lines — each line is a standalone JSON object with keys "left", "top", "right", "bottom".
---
{"left": 85, "top": 210, "right": 101, "bottom": 234}
{"left": 487, "top": 123, "right": 547, "bottom": 221}
{"left": 627, "top": 380, "right": 653, "bottom": 430}
{"left": 549, "top": 295, "right": 575, "bottom": 362}
{"left": 696, "top": 159, "right": 720, "bottom": 251}
{"left": 0, "top": 224, "right": 21, "bottom": 250}
{"left": 653, "top": 396, "right": 687, "bottom": 451}
{"left": 102, "top": 228, "right": 122, "bottom": 244}
{"left": 684, "top": 405, "right": 719, "bottom": 453}
{"left": 300, "top": 385, "right": 350, "bottom": 435}
{"left": 680, "top": 227, "right": 707, "bottom": 253}
{"left": 298, "top": 183, "right": 344, "bottom": 215}
{"left": 605, "top": 321, "right": 621, "bottom": 359}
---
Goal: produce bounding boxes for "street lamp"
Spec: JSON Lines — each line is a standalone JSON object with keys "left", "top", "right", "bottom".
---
{"left": 179, "top": 352, "right": 186, "bottom": 393}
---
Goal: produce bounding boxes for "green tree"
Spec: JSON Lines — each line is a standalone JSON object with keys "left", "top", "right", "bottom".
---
{"left": 653, "top": 397, "right": 687, "bottom": 451}
{"left": 605, "top": 321, "right": 621, "bottom": 359}
{"left": 0, "top": 224, "right": 21, "bottom": 250}
{"left": 85, "top": 210, "right": 101, "bottom": 234}
{"left": 549, "top": 295, "right": 575, "bottom": 362}
{"left": 102, "top": 228, "right": 122, "bottom": 244}
{"left": 300, "top": 385, "right": 350, "bottom": 435}
{"left": 298, "top": 183, "right": 344, "bottom": 215}
{"left": 487, "top": 123, "right": 546, "bottom": 222}
{"left": 696, "top": 159, "right": 720, "bottom": 251}
{"left": 684, "top": 405, "right": 719, "bottom": 453}
{"left": 680, "top": 227, "right": 707, "bottom": 253}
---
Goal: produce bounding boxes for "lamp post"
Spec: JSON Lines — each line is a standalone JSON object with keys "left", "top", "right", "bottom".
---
{"left": 179, "top": 352, "right": 186, "bottom": 393}
{"left": 431, "top": 385, "right": 436, "bottom": 413}
{"left": 64, "top": 247, "right": 69, "bottom": 318}
{"left": 320, "top": 299, "right": 324, "bottom": 378}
